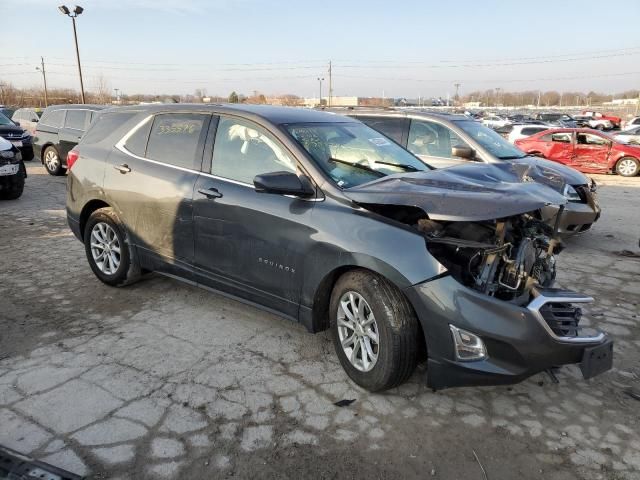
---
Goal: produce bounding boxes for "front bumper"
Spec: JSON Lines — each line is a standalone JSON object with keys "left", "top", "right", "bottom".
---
{"left": 404, "top": 276, "right": 612, "bottom": 390}
{"left": 541, "top": 191, "right": 601, "bottom": 236}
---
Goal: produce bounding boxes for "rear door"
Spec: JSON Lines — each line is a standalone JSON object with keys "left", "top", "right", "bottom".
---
{"left": 104, "top": 112, "right": 211, "bottom": 269}
{"left": 543, "top": 132, "right": 575, "bottom": 166}
{"left": 59, "top": 109, "right": 89, "bottom": 160}
{"left": 574, "top": 132, "right": 611, "bottom": 172}
{"left": 192, "top": 115, "right": 317, "bottom": 316}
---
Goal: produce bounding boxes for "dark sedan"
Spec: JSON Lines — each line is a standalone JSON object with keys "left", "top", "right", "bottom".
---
{"left": 66, "top": 104, "right": 613, "bottom": 391}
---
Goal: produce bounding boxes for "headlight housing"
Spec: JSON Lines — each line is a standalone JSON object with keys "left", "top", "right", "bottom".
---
{"left": 563, "top": 184, "right": 582, "bottom": 202}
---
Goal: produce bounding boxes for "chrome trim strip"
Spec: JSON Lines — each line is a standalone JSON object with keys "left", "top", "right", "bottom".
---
{"left": 114, "top": 115, "right": 323, "bottom": 199}
{"left": 527, "top": 293, "right": 605, "bottom": 344}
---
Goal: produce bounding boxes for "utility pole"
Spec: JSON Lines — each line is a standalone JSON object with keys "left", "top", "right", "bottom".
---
{"left": 317, "top": 77, "right": 324, "bottom": 106}
{"left": 114, "top": 88, "right": 119, "bottom": 104}
{"left": 328, "top": 61, "right": 333, "bottom": 107}
{"left": 454, "top": 83, "right": 461, "bottom": 104}
{"left": 36, "top": 57, "right": 48, "bottom": 107}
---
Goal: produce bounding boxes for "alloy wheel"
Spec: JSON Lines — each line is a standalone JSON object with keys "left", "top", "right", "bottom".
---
{"left": 44, "top": 149, "right": 59, "bottom": 172}
{"left": 90, "top": 222, "right": 121, "bottom": 274}
{"left": 337, "top": 291, "right": 380, "bottom": 372}
{"left": 618, "top": 158, "right": 638, "bottom": 177}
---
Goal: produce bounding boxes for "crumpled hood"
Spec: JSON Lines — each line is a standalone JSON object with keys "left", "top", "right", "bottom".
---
{"left": 513, "top": 156, "right": 589, "bottom": 188}
{"left": 344, "top": 163, "right": 568, "bottom": 222}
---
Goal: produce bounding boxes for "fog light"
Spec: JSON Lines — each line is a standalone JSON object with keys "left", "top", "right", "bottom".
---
{"left": 449, "top": 325, "right": 487, "bottom": 361}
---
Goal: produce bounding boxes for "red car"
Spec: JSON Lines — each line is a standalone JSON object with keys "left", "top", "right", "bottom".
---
{"left": 582, "top": 111, "right": 622, "bottom": 129}
{"left": 515, "top": 128, "right": 640, "bottom": 177}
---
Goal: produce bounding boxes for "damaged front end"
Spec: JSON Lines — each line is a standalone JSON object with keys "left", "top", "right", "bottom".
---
{"left": 345, "top": 167, "right": 613, "bottom": 390}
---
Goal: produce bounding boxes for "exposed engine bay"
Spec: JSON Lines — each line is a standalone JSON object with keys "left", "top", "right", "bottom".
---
{"left": 417, "top": 214, "right": 563, "bottom": 303}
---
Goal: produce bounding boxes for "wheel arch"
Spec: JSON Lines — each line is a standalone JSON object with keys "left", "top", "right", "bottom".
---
{"left": 79, "top": 199, "right": 111, "bottom": 240}
{"left": 307, "top": 264, "right": 427, "bottom": 360}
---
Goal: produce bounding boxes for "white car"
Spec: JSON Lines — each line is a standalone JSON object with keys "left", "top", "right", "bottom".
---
{"left": 482, "top": 115, "right": 510, "bottom": 129}
{"left": 623, "top": 116, "right": 640, "bottom": 131}
{"left": 614, "top": 126, "right": 640, "bottom": 145}
{"left": 507, "top": 124, "right": 551, "bottom": 144}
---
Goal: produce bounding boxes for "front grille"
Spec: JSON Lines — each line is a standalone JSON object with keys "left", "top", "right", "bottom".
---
{"left": 539, "top": 302, "right": 582, "bottom": 337}
{"left": 1, "top": 132, "right": 22, "bottom": 139}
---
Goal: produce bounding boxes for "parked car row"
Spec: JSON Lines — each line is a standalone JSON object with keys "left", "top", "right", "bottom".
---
{"left": 61, "top": 103, "right": 617, "bottom": 392}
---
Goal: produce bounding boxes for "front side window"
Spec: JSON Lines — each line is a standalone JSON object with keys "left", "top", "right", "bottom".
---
{"left": 454, "top": 120, "right": 526, "bottom": 160}
{"left": 65, "top": 110, "right": 87, "bottom": 130}
{"left": 408, "top": 120, "right": 469, "bottom": 159}
{"left": 286, "top": 122, "right": 428, "bottom": 188}
{"left": 577, "top": 133, "right": 608, "bottom": 146}
{"left": 212, "top": 117, "right": 296, "bottom": 184}
{"left": 146, "top": 113, "right": 209, "bottom": 169}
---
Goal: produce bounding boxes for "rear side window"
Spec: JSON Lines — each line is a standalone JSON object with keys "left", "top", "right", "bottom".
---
{"left": 551, "top": 133, "right": 572, "bottom": 143}
{"left": 41, "top": 109, "right": 65, "bottom": 128}
{"left": 124, "top": 117, "right": 152, "bottom": 156}
{"left": 145, "top": 113, "right": 209, "bottom": 169}
{"left": 357, "top": 117, "right": 406, "bottom": 144}
{"left": 81, "top": 112, "right": 137, "bottom": 145}
{"left": 65, "top": 110, "right": 88, "bottom": 130}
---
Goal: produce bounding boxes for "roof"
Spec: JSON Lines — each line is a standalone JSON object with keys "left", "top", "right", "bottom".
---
{"left": 112, "top": 103, "right": 349, "bottom": 125}
{"left": 333, "top": 107, "right": 471, "bottom": 122}
{"left": 44, "top": 104, "right": 108, "bottom": 112}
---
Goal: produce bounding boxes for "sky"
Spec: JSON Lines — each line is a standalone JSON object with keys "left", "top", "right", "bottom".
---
{"left": 2, "top": 0, "right": 640, "bottom": 99}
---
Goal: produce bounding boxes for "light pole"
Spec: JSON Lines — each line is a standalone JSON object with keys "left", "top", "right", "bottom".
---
{"left": 58, "top": 5, "right": 86, "bottom": 104}
{"left": 114, "top": 88, "right": 119, "bottom": 104}
{"left": 36, "top": 57, "right": 48, "bottom": 107}
{"left": 317, "top": 77, "right": 324, "bottom": 106}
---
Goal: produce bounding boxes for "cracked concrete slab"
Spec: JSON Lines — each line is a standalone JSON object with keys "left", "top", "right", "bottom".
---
{"left": 0, "top": 166, "right": 639, "bottom": 479}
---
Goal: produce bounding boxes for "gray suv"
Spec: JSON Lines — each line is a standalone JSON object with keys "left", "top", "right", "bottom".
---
{"left": 66, "top": 104, "right": 613, "bottom": 391}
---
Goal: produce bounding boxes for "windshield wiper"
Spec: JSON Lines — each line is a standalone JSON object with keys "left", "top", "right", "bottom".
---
{"left": 498, "top": 155, "right": 526, "bottom": 160}
{"left": 328, "top": 157, "right": 385, "bottom": 176}
{"left": 372, "top": 160, "right": 421, "bottom": 171}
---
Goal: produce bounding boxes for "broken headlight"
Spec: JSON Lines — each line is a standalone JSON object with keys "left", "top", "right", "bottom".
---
{"left": 563, "top": 184, "right": 582, "bottom": 202}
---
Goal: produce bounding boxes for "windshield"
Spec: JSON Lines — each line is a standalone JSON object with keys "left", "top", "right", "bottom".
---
{"left": 454, "top": 120, "right": 527, "bottom": 160}
{"left": 286, "top": 122, "right": 430, "bottom": 188}
{"left": 0, "top": 113, "right": 14, "bottom": 126}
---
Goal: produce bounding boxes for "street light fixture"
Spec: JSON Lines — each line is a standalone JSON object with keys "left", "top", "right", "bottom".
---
{"left": 59, "top": 4, "right": 86, "bottom": 104}
{"left": 317, "top": 77, "right": 324, "bottom": 107}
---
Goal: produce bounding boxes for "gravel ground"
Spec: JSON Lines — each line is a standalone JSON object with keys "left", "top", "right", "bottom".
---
{"left": 0, "top": 164, "right": 639, "bottom": 480}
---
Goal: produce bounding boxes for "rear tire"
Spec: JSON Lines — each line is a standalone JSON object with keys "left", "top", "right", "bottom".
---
{"left": 84, "top": 207, "right": 141, "bottom": 287}
{"left": 615, "top": 157, "right": 639, "bottom": 177}
{"left": 43, "top": 146, "right": 65, "bottom": 176}
{"left": 0, "top": 163, "right": 25, "bottom": 200}
{"left": 330, "top": 269, "right": 419, "bottom": 391}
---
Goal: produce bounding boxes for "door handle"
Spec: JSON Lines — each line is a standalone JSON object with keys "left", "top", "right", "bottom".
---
{"left": 198, "top": 187, "right": 223, "bottom": 199}
{"left": 114, "top": 163, "right": 131, "bottom": 174}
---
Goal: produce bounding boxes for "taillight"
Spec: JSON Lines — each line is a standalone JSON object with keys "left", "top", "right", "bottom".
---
{"left": 67, "top": 149, "right": 79, "bottom": 170}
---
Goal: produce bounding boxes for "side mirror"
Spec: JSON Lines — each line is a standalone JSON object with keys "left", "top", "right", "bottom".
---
{"left": 31, "top": 118, "right": 39, "bottom": 122}
{"left": 451, "top": 145, "right": 476, "bottom": 160}
{"left": 12, "top": 120, "right": 20, "bottom": 126}
{"left": 254, "top": 171, "right": 315, "bottom": 197}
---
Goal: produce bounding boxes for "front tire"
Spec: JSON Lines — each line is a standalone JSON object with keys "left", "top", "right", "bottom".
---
{"left": 330, "top": 269, "right": 419, "bottom": 391}
{"left": 84, "top": 207, "right": 141, "bottom": 287}
{"left": 43, "top": 146, "right": 65, "bottom": 176}
{"left": 616, "top": 157, "right": 639, "bottom": 177}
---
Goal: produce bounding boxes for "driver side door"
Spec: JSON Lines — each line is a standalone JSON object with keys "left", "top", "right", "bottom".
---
{"left": 573, "top": 132, "right": 611, "bottom": 173}
{"left": 192, "top": 115, "right": 318, "bottom": 317}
